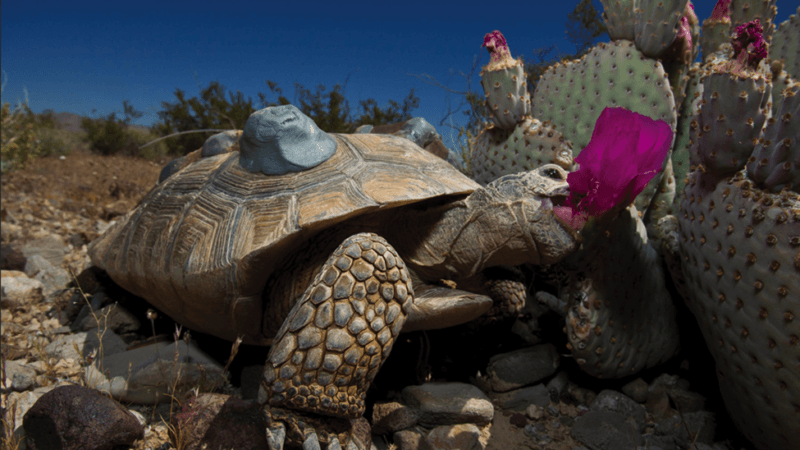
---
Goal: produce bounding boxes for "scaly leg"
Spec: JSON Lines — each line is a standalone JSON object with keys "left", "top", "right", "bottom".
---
{"left": 260, "top": 232, "right": 412, "bottom": 449}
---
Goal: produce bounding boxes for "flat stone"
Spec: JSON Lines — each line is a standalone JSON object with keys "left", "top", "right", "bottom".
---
{"left": 486, "top": 344, "right": 559, "bottom": 392}
{"left": 589, "top": 390, "right": 647, "bottom": 433}
{"left": 3, "top": 359, "right": 38, "bottom": 392}
{"left": 490, "top": 384, "right": 551, "bottom": 411}
{"left": 1, "top": 243, "right": 26, "bottom": 271}
{"left": 425, "top": 423, "right": 484, "bottom": 450}
{"left": 1, "top": 271, "right": 44, "bottom": 305}
{"left": 372, "top": 401, "right": 419, "bottom": 435}
{"left": 85, "top": 340, "right": 225, "bottom": 404}
{"left": 393, "top": 428, "right": 425, "bottom": 450}
{"left": 402, "top": 382, "right": 493, "bottom": 427}
{"left": 24, "top": 254, "right": 70, "bottom": 296}
{"left": 44, "top": 329, "right": 127, "bottom": 362}
{"left": 20, "top": 234, "right": 68, "bottom": 268}
{"left": 23, "top": 384, "right": 143, "bottom": 450}
{"left": 78, "top": 303, "right": 141, "bottom": 334}
{"left": 5, "top": 390, "right": 45, "bottom": 432}
{"left": 570, "top": 410, "right": 643, "bottom": 450}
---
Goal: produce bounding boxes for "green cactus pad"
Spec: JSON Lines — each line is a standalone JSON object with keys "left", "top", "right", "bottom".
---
{"left": 729, "top": 0, "right": 777, "bottom": 43}
{"left": 480, "top": 62, "right": 531, "bottom": 129}
{"left": 562, "top": 206, "right": 680, "bottom": 378}
{"left": 700, "top": 13, "right": 731, "bottom": 61}
{"left": 747, "top": 82, "right": 800, "bottom": 192}
{"left": 672, "top": 63, "right": 704, "bottom": 202}
{"left": 690, "top": 68, "right": 772, "bottom": 178}
{"left": 532, "top": 40, "right": 677, "bottom": 153}
{"left": 634, "top": 0, "right": 690, "bottom": 58}
{"left": 600, "top": 0, "right": 636, "bottom": 41}
{"left": 470, "top": 118, "right": 575, "bottom": 185}
{"left": 771, "top": 6, "right": 800, "bottom": 82}
{"left": 676, "top": 170, "right": 799, "bottom": 450}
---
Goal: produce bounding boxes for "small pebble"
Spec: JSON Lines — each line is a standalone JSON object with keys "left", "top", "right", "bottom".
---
{"left": 546, "top": 405, "right": 559, "bottom": 416}
{"left": 510, "top": 413, "right": 527, "bottom": 427}
{"left": 526, "top": 404, "right": 545, "bottom": 420}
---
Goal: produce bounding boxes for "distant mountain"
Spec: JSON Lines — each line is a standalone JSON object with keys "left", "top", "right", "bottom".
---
{"left": 51, "top": 111, "right": 153, "bottom": 134}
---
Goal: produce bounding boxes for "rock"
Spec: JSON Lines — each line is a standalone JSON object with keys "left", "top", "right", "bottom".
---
{"left": 643, "top": 433, "right": 678, "bottom": 450}
{"left": 621, "top": 377, "right": 649, "bottom": 403}
{"left": 570, "top": 410, "right": 643, "bottom": 449}
{"left": 372, "top": 401, "right": 419, "bottom": 435}
{"left": 23, "top": 384, "right": 143, "bottom": 450}
{"left": 486, "top": 344, "right": 560, "bottom": 392}
{"left": 78, "top": 303, "right": 141, "bottom": 334}
{"left": 44, "top": 329, "right": 127, "bottom": 362}
{"left": 655, "top": 411, "right": 716, "bottom": 444}
{"left": 1, "top": 270, "right": 44, "bottom": 306}
{"left": 589, "top": 390, "right": 647, "bottom": 433}
{"left": 5, "top": 390, "right": 45, "bottom": 432}
{"left": 667, "top": 388, "right": 706, "bottom": 413}
{"left": 425, "top": 423, "right": 485, "bottom": 450}
{"left": 85, "top": 340, "right": 225, "bottom": 404}
{"left": 171, "top": 393, "right": 267, "bottom": 450}
{"left": 0, "top": 243, "right": 26, "bottom": 271}
{"left": 402, "top": 382, "right": 493, "bottom": 427}
{"left": 20, "top": 234, "right": 68, "bottom": 268}
{"left": 526, "top": 404, "right": 546, "bottom": 420}
{"left": 24, "top": 254, "right": 71, "bottom": 296}
{"left": 546, "top": 370, "right": 569, "bottom": 399}
{"left": 2, "top": 359, "right": 38, "bottom": 392}
{"left": 393, "top": 428, "right": 425, "bottom": 450}
{"left": 490, "top": 384, "right": 551, "bottom": 411}
{"left": 1, "top": 343, "right": 28, "bottom": 360}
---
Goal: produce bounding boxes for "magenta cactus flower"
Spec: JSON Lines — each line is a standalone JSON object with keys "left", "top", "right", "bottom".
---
{"left": 732, "top": 19, "right": 768, "bottom": 67}
{"left": 553, "top": 108, "right": 673, "bottom": 230}
{"left": 482, "top": 30, "right": 512, "bottom": 65}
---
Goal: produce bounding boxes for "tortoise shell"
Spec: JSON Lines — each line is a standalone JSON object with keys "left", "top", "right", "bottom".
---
{"left": 88, "top": 133, "right": 479, "bottom": 343}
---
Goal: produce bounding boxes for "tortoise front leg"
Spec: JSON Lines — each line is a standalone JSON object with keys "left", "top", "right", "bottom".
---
{"left": 259, "top": 232, "right": 412, "bottom": 449}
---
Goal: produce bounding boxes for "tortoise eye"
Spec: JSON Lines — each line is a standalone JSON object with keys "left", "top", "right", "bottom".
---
{"left": 543, "top": 168, "right": 564, "bottom": 180}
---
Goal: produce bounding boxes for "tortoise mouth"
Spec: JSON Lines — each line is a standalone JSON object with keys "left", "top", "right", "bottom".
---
{"left": 541, "top": 194, "right": 569, "bottom": 210}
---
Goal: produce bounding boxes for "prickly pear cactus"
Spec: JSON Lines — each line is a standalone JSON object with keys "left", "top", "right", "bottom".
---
{"left": 562, "top": 206, "right": 680, "bottom": 378}
{"left": 600, "top": 0, "right": 635, "bottom": 41}
{"left": 747, "top": 82, "right": 800, "bottom": 192}
{"left": 634, "top": 0, "right": 690, "bottom": 58}
{"left": 729, "top": 0, "right": 777, "bottom": 43}
{"left": 471, "top": 118, "right": 575, "bottom": 185}
{"left": 771, "top": 6, "right": 800, "bottom": 81}
{"left": 700, "top": 0, "right": 732, "bottom": 60}
{"left": 532, "top": 40, "right": 677, "bottom": 152}
{"left": 674, "top": 171, "right": 799, "bottom": 450}
{"left": 479, "top": 31, "right": 531, "bottom": 130}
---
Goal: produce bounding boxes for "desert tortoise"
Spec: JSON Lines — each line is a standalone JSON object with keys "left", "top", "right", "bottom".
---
{"left": 88, "top": 104, "right": 580, "bottom": 449}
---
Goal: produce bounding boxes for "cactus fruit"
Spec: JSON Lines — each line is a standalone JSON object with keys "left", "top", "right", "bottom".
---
{"left": 674, "top": 170, "right": 799, "bottom": 450}
{"left": 700, "top": 0, "right": 732, "bottom": 60}
{"left": 479, "top": 31, "right": 531, "bottom": 130}
{"left": 747, "top": 82, "right": 800, "bottom": 192}
{"left": 690, "top": 20, "right": 772, "bottom": 180}
{"left": 600, "top": 0, "right": 636, "bottom": 41}
{"left": 634, "top": 0, "right": 690, "bottom": 58}
{"left": 771, "top": 6, "right": 800, "bottom": 82}
{"left": 562, "top": 206, "right": 680, "bottom": 378}
{"left": 470, "top": 118, "right": 575, "bottom": 185}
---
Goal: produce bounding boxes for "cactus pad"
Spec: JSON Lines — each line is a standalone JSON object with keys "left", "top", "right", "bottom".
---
{"left": 600, "top": 0, "right": 636, "bottom": 41}
{"left": 532, "top": 40, "right": 677, "bottom": 153}
{"left": 634, "top": 0, "right": 690, "bottom": 58}
{"left": 677, "top": 170, "right": 799, "bottom": 450}
{"left": 747, "top": 82, "right": 800, "bottom": 192}
{"left": 771, "top": 6, "right": 800, "bottom": 82}
{"left": 470, "top": 118, "right": 575, "bottom": 185}
{"left": 563, "top": 206, "right": 680, "bottom": 378}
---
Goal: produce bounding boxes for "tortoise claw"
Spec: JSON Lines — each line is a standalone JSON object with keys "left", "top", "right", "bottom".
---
{"left": 266, "top": 422, "right": 286, "bottom": 450}
{"left": 302, "top": 431, "right": 321, "bottom": 450}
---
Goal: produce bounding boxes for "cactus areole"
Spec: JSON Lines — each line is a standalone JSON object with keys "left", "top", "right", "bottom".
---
{"left": 553, "top": 107, "right": 673, "bottom": 230}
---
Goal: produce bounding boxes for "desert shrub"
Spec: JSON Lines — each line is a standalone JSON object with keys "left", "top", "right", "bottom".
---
{"left": 81, "top": 101, "right": 145, "bottom": 157}
{"left": 1, "top": 101, "right": 41, "bottom": 173}
{"left": 35, "top": 127, "right": 74, "bottom": 157}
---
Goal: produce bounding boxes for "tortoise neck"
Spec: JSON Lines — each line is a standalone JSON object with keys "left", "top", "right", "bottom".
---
{"left": 388, "top": 187, "right": 539, "bottom": 281}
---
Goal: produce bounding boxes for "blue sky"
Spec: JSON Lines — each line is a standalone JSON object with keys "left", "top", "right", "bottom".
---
{"left": 1, "top": 0, "right": 796, "bottom": 151}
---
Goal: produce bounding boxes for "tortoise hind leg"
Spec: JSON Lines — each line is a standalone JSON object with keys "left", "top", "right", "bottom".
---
{"left": 259, "top": 232, "right": 412, "bottom": 449}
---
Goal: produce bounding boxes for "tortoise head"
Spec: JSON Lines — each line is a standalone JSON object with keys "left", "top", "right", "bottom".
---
{"left": 239, "top": 104, "right": 338, "bottom": 175}
{"left": 483, "top": 164, "right": 581, "bottom": 265}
